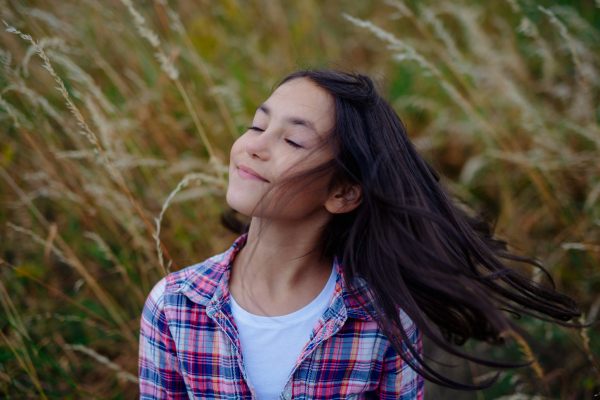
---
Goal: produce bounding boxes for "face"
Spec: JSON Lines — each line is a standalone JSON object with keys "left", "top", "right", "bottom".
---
{"left": 226, "top": 78, "right": 336, "bottom": 221}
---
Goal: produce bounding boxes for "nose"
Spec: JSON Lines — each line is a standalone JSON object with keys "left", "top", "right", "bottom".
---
{"left": 245, "top": 132, "right": 271, "bottom": 160}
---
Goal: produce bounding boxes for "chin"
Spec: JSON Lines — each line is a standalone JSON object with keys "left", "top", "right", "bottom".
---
{"left": 226, "top": 189, "right": 257, "bottom": 217}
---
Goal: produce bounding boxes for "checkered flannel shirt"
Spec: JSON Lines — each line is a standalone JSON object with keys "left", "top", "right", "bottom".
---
{"left": 139, "top": 233, "right": 424, "bottom": 399}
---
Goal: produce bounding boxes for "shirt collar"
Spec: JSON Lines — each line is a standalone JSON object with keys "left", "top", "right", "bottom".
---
{"left": 176, "top": 233, "right": 374, "bottom": 322}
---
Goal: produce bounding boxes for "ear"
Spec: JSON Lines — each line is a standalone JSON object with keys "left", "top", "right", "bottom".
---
{"left": 325, "top": 184, "right": 362, "bottom": 214}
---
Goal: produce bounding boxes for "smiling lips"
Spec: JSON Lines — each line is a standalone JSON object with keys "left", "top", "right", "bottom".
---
{"left": 237, "top": 165, "right": 269, "bottom": 182}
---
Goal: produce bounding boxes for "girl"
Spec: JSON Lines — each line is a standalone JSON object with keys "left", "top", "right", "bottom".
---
{"left": 139, "top": 68, "right": 582, "bottom": 399}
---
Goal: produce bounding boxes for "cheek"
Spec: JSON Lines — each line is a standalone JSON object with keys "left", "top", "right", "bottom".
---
{"left": 273, "top": 150, "right": 328, "bottom": 181}
{"left": 230, "top": 136, "right": 246, "bottom": 160}
{"left": 229, "top": 136, "right": 249, "bottom": 176}
{"left": 269, "top": 170, "right": 333, "bottom": 213}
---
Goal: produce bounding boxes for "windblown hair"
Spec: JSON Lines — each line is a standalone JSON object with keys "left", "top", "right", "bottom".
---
{"left": 224, "top": 67, "right": 585, "bottom": 390}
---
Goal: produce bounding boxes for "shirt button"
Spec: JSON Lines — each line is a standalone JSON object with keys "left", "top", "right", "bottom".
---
{"left": 283, "top": 388, "right": 292, "bottom": 399}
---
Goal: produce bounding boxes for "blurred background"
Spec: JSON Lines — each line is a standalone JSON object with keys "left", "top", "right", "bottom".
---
{"left": 0, "top": 0, "right": 599, "bottom": 398}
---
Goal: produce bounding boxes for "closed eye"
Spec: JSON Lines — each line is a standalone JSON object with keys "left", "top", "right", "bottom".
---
{"left": 247, "top": 126, "right": 302, "bottom": 148}
{"left": 285, "top": 139, "right": 302, "bottom": 149}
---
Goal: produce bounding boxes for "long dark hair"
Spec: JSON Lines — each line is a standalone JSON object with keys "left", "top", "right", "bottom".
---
{"left": 224, "top": 67, "right": 587, "bottom": 390}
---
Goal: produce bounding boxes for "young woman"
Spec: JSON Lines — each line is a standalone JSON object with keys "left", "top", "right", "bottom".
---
{"left": 139, "top": 68, "right": 582, "bottom": 399}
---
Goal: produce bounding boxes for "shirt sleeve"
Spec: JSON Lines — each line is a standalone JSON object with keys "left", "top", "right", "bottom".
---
{"left": 375, "top": 318, "right": 424, "bottom": 400}
{"left": 139, "top": 277, "right": 189, "bottom": 400}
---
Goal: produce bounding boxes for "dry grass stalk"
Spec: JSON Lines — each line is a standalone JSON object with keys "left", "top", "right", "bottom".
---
{"left": 64, "top": 343, "right": 138, "bottom": 384}
{"left": 6, "top": 222, "right": 72, "bottom": 266}
{"left": 154, "top": 172, "right": 226, "bottom": 274}
{"left": 344, "top": 5, "right": 594, "bottom": 241}
{"left": 0, "top": 277, "right": 47, "bottom": 398}
{"left": 506, "top": 331, "right": 553, "bottom": 399}
{"left": 537, "top": 6, "right": 594, "bottom": 120}
{"left": 0, "top": 329, "right": 47, "bottom": 399}
{"left": 0, "top": 279, "right": 41, "bottom": 387}
{"left": 0, "top": 258, "right": 118, "bottom": 333}
{"left": 579, "top": 315, "right": 600, "bottom": 381}
{"left": 83, "top": 231, "right": 145, "bottom": 306}
{"left": 4, "top": 22, "right": 178, "bottom": 272}
{"left": 0, "top": 163, "right": 137, "bottom": 346}
{"left": 118, "top": 0, "right": 216, "bottom": 160}
{"left": 154, "top": 0, "right": 239, "bottom": 140}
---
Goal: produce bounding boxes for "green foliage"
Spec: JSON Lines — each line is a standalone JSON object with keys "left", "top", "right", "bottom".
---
{"left": 0, "top": 0, "right": 598, "bottom": 398}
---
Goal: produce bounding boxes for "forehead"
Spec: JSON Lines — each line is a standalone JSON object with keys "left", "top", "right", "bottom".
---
{"left": 262, "top": 78, "right": 335, "bottom": 136}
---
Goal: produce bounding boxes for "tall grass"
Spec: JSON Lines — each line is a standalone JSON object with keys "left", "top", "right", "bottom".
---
{"left": 0, "top": 0, "right": 598, "bottom": 398}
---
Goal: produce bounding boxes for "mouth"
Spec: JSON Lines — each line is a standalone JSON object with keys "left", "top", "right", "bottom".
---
{"left": 237, "top": 164, "right": 269, "bottom": 182}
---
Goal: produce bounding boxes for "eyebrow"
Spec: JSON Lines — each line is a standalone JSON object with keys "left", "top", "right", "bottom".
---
{"left": 257, "top": 104, "right": 318, "bottom": 135}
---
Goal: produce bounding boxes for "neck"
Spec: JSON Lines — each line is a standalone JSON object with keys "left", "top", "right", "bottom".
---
{"left": 228, "top": 211, "right": 334, "bottom": 316}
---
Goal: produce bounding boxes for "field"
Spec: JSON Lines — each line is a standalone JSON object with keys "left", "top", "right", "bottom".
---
{"left": 0, "top": 0, "right": 599, "bottom": 398}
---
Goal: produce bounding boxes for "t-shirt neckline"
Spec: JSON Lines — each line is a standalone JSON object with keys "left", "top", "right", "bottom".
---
{"left": 229, "top": 265, "right": 337, "bottom": 326}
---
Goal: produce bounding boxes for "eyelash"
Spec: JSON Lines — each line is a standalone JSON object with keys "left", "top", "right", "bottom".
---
{"left": 246, "top": 126, "right": 303, "bottom": 149}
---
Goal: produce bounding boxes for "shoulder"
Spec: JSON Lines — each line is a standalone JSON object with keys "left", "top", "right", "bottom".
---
{"left": 378, "top": 308, "right": 422, "bottom": 356}
{"left": 143, "top": 245, "right": 237, "bottom": 313}
{"left": 165, "top": 254, "right": 220, "bottom": 293}
{"left": 337, "top": 279, "right": 421, "bottom": 354}
{"left": 171, "top": 233, "right": 247, "bottom": 297}
{"left": 144, "top": 275, "right": 168, "bottom": 311}
{"left": 340, "top": 273, "right": 418, "bottom": 343}
{"left": 342, "top": 296, "right": 422, "bottom": 362}
{"left": 398, "top": 308, "right": 420, "bottom": 346}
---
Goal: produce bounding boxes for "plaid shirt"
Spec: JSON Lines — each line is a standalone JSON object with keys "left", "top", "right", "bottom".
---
{"left": 139, "top": 234, "right": 424, "bottom": 399}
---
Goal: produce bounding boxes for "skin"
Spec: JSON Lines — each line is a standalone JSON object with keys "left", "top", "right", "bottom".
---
{"left": 226, "top": 78, "right": 361, "bottom": 317}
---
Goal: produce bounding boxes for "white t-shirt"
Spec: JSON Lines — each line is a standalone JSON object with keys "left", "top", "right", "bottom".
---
{"left": 229, "top": 266, "right": 337, "bottom": 400}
